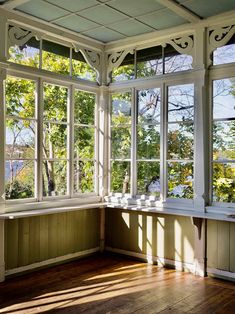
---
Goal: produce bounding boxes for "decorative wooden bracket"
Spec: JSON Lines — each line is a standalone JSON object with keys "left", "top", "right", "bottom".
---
{"left": 7, "top": 25, "right": 41, "bottom": 59}
{"left": 208, "top": 24, "right": 235, "bottom": 66}
{"left": 192, "top": 217, "right": 203, "bottom": 240}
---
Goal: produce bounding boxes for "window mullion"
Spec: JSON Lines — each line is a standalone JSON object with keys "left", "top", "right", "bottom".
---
{"left": 36, "top": 78, "right": 44, "bottom": 201}
{"left": 161, "top": 83, "right": 167, "bottom": 202}
{"left": 0, "top": 69, "right": 6, "bottom": 212}
{"left": 68, "top": 85, "right": 74, "bottom": 197}
{"left": 131, "top": 88, "right": 137, "bottom": 197}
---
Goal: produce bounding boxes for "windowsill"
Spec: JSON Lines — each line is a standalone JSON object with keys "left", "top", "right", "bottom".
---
{"left": 1, "top": 195, "right": 103, "bottom": 218}
{"left": 106, "top": 203, "right": 235, "bottom": 222}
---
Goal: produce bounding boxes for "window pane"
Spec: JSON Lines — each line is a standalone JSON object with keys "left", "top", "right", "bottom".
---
{"left": 168, "top": 123, "right": 194, "bottom": 160}
{"left": 5, "top": 160, "right": 34, "bottom": 199}
{"left": 43, "top": 123, "right": 67, "bottom": 159}
{"left": 213, "top": 44, "right": 235, "bottom": 65}
{"left": 138, "top": 89, "right": 161, "bottom": 124}
{"left": 72, "top": 50, "right": 96, "bottom": 81}
{"left": 167, "top": 162, "right": 193, "bottom": 199}
{"left": 112, "top": 53, "right": 135, "bottom": 82}
{"left": 137, "top": 125, "right": 160, "bottom": 159}
{"left": 74, "top": 127, "right": 95, "bottom": 160}
{"left": 164, "top": 44, "right": 193, "bottom": 73}
{"left": 43, "top": 84, "right": 68, "bottom": 122}
{"left": 111, "top": 127, "right": 131, "bottom": 159}
{"left": 6, "top": 77, "right": 36, "bottom": 118}
{"left": 111, "top": 161, "right": 130, "bottom": 193}
{"left": 137, "top": 161, "right": 160, "bottom": 196}
{"left": 213, "top": 121, "right": 235, "bottom": 161}
{"left": 168, "top": 84, "right": 194, "bottom": 122}
{"left": 42, "top": 40, "right": 70, "bottom": 75}
{"left": 137, "top": 46, "right": 163, "bottom": 78}
{"left": 8, "top": 36, "right": 39, "bottom": 68}
{"left": 213, "top": 78, "right": 235, "bottom": 119}
{"left": 213, "top": 163, "right": 235, "bottom": 203}
{"left": 74, "top": 90, "right": 95, "bottom": 125}
{"left": 42, "top": 160, "right": 67, "bottom": 197}
{"left": 6, "top": 119, "right": 35, "bottom": 159}
{"left": 111, "top": 92, "right": 131, "bottom": 125}
{"left": 74, "top": 160, "right": 94, "bottom": 193}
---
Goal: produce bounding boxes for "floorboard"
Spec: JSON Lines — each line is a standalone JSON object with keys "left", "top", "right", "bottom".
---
{"left": 0, "top": 253, "right": 235, "bottom": 313}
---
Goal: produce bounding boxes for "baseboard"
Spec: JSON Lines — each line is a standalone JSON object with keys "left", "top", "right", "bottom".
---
{"left": 5, "top": 247, "right": 100, "bottom": 277}
{"left": 105, "top": 246, "right": 195, "bottom": 273}
{"left": 207, "top": 268, "right": 235, "bottom": 282}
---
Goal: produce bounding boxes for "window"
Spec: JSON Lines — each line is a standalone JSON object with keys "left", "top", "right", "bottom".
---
{"left": 74, "top": 90, "right": 96, "bottom": 193}
{"left": 137, "top": 88, "right": 161, "bottom": 197}
{"left": 212, "top": 78, "right": 235, "bottom": 203}
{"left": 8, "top": 31, "right": 97, "bottom": 83}
{"left": 5, "top": 76, "right": 97, "bottom": 201}
{"left": 109, "top": 84, "right": 194, "bottom": 201}
{"left": 110, "top": 92, "right": 132, "bottom": 193}
{"left": 167, "top": 84, "right": 194, "bottom": 199}
{"left": 5, "top": 76, "right": 37, "bottom": 200}
{"left": 42, "top": 40, "right": 70, "bottom": 75}
{"left": 8, "top": 35, "right": 40, "bottom": 68}
{"left": 111, "top": 44, "right": 193, "bottom": 82}
{"left": 213, "top": 33, "right": 235, "bottom": 65}
{"left": 42, "top": 83, "right": 68, "bottom": 197}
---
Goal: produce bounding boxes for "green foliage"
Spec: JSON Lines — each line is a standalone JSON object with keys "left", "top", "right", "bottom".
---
{"left": 213, "top": 163, "right": 235, "bottom": 202}
{"left": 5, "top": 180, "right": 33, "bottom": 199}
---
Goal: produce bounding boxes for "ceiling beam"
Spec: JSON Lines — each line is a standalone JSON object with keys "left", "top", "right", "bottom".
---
{"left": 1, "top": 0, "right": 30, "bottom": 10}
{"left": 157, "top": 0, "right": 201, "bottom": 23}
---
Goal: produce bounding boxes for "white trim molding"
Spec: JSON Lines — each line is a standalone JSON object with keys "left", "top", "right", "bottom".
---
{"left": 5, "top": 247, "right": 100, "bottom": 277}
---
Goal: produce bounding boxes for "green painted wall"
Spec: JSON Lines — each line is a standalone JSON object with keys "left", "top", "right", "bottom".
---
{"left": 207, "top": 220, "right": 235, "bottom": 272}
{"left": 105, "top": 208, "right": 195, "bottom": 264}
{"left": 5, "top": 208, "right": 100, "bottom": 270}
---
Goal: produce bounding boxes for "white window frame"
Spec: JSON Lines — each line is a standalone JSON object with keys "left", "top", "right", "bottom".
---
{"left": 4, "top": 64, "right": 100, "bottom": 209}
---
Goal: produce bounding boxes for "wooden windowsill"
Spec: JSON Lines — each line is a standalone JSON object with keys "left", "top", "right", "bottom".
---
{"left": 0, "top": 202, "right": 106, "bottom": 219}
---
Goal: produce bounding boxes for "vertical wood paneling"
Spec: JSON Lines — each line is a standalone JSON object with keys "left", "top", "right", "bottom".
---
{"left": 5, "top": 208, "right": 100, "bottom": 270}
{"left": 18, "top": 218, "right": 30, "bottom": 266}
{"left": 57, "top": 213, "right": 67, "bottom": 257}
{"left": 229, "top": 222, "right": 235, "bottom": 272}
{"left": 207, "top": 220, "right": 218, "bottom": 269}
{"left": 39, "top": 215, "right": 49, "bottom": 262}
{"left": 105, "top": 210, "right": 195, "bottom": 264}
{"left": 5, "top": 220, "right": 19, "bottom": 269}
{"left": 29, "top": 217, "right": 40, "bottom": 264}
{"left": 48, "top": 214, "right": 58, "bottom": 259}
{"left": 217, "top": 221, "right": 230, "bottom": 271}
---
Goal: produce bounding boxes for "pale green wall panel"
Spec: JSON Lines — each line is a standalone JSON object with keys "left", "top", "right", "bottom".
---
{"left": 39, "top": 216, "right": 49, "bottom": 262}
{"left": 207, "top": 220, "right": 218, "bottom": 269}
{"left": 207, "top": 220, "right": 235, "bottom": 273}
{"left": 5, "top": 219, "right": 18, "bottom": 270}
{"left": 48, "top": 214, "right": 58, "bottom": 259}
{"left": 217, "top": 221, "right": 230, "bottom": 271}
{"left": 105, "top": 209, "right": 195, "bottom": 264}
{"left": 29, "top": 217, "right": 40, "bottom": 264}
{"left": 5, "top": 208, "right": 100, "bottom": 270}
{"left": 230, "top": 223, "right": 235, "bottom": 272}
{"left": 18, "top": 218, "right": 30, "bottom": 267}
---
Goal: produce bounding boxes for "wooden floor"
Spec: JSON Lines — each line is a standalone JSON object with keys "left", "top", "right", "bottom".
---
{"left": 0, "top": 254, "right": 235, "bottom": 313}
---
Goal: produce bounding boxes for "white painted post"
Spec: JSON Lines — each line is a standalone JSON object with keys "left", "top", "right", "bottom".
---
{"left": 193, "top": 26, "right": 209, "bottom": 276}
{"left": 98, "top": 85, "right": 109, "bottom": 251}
{"left": 194, "top": 26, "right": 210, "bottom": 211}
{"left": 98, "top": 85, "right": 109, "bottom": 199}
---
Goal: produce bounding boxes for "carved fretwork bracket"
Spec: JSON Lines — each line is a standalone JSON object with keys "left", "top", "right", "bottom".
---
{"left": 192, "top": 217, "right": 203, "bottom": 240}
{"left": 106, "top": 49, "right": 134, "bottom": 84}
{"left": 166, "top": 35, "right": 194, "bottom": 58}
{"left": 7, "top": 25, "right": 41, "bottom": 59}
{"left": 75, "top": 45, "right": 102, "bottom": 85}
{"left": 208, "top": 25, "right": 235, "bottom": 66}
